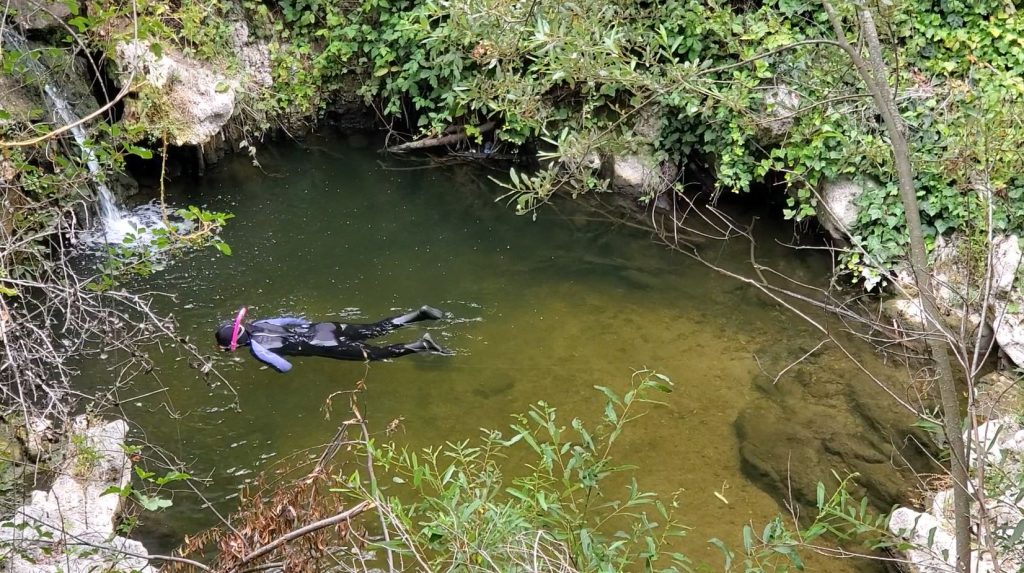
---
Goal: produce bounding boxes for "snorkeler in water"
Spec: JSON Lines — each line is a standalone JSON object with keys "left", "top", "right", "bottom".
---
{"left": 214, "top": 306, "right": 449, "bottom": 373}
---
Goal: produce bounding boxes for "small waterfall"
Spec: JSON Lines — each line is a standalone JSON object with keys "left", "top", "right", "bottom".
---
{"left": 42, "top": 85, "right": 130, "bottom": 232}
{"left": 3, "top": 31, "right": 161, "bottom": 244}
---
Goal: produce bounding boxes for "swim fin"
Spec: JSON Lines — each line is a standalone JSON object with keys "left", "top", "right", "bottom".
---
{"left": 404, "top": 333, "right": 451, "bottom": 355}
{"left": 392, "top": 305, "right": 444, "bottom": 325}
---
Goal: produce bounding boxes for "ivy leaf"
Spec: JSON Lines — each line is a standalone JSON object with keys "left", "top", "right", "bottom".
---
{"left": 125, "top": 145, "right": 152, "bottom": 160}
{"left": 132, "top": 492, "right": 172, "bottom": 511}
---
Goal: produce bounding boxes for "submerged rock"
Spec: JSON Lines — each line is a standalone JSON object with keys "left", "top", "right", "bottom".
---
{"left": 735, "top": 340, "right": 935, "bottom": 511}
{"left": 1, "top": 416, "right": 155, "bottom": 573}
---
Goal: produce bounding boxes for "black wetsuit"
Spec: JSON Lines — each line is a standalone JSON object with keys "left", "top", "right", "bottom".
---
{"left": 218, "top": 306, "right": 445, "bottom": 372}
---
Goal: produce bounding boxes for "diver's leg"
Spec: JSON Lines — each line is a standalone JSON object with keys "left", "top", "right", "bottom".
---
{"left": 356, "top": 334, "right": 448, "bottom": 360}
{"left": 339, "top": 306, "right": 444, "bottom": 340}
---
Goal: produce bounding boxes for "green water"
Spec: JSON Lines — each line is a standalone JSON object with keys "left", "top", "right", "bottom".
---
{"left": 77, "top": 132, "right": 904, "bottom": 570}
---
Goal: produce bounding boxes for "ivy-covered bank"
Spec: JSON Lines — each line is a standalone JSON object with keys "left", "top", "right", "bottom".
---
{"left": 147, "top": 0, "right": 1024, "bottom": 268}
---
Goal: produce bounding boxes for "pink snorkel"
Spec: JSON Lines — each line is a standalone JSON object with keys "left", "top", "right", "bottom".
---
{"left": 228, "top": 306, "right": 247, "bottom": 351}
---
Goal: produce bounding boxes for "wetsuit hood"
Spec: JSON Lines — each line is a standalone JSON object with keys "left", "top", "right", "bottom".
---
{"left": 215, "top": 323, "right": 250, "bottom": 349}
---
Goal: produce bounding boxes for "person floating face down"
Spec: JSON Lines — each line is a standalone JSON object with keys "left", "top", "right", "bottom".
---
{"left": 214, "top": 306, "right": 450, "bottom": 373}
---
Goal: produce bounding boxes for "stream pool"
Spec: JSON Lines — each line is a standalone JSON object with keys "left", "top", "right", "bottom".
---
{"left": 75, "top": 131, "right": 910, "bottom": 571}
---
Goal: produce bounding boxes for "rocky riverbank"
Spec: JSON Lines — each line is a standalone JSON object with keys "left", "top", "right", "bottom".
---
{"left": 885, "top": 372, "right": 1024, "bottom": 573}
{"left": 0, "top": 416, "right": 154, "bottom": 573}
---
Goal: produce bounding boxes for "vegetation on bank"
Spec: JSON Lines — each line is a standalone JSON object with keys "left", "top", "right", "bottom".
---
{"left": 166, "top": 0, "right": 1024, "bottom": 279}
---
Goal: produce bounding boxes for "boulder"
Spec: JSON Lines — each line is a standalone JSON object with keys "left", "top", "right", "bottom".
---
{"left": 816, "top": 178, "right": 875, "bottom": 241}
{"left": 610, "top": 153, "right": 677, "bottom": 197}
{"left": 115, "top": 40, "right": 238, "bottom": 145}
{"left": 888, "top": 415, "right": 1024, "bottom": 573}
{"left": 1, "top": 416, "right": 156, "bottom": 573}
{"left": 758, "top": 84, "right": 801, "bottom": 142}
{"left": 8, "top": 0, "right": 71, "bottom": 32}
{"left": 735, "top": 339, "right": 936, "bottom": 511}
{"left": 888, "top": 507, "right": 959, "bottom": 573}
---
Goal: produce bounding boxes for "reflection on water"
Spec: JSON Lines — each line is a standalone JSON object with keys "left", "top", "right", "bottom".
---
{"left": 74, "top": 131, "right": 904, "bottom": 571}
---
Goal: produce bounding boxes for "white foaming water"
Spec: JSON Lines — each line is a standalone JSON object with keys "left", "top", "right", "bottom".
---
{"left": 78, "top": 202, "right": 172, "bottom": 247}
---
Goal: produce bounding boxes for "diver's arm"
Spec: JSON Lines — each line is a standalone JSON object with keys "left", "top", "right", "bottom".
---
{"left": 250, "top": 340, "right": 293, "bottom": 373}
{"left": 257, "top": 317, "right": 308, "bottom": 327}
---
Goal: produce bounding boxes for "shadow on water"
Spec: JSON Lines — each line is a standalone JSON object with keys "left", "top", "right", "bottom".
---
{"left": 72, "top": 130, "right": 921, "bottom": 571}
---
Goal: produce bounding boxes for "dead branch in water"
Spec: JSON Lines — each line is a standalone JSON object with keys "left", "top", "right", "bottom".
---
{"left": 383, "top": 121, "right": 496, "bottom": 153}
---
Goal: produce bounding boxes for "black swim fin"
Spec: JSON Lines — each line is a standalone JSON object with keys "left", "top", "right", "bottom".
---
{"left": 404, "top": 333, "right": 451, "bottom": 355}
{"left": 393, "top": 305, "right": 444, "bottom": 325}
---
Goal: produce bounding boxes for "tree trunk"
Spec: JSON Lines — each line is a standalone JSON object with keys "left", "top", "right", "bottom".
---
{"left": 823, "top": 3, "right": 972, "bottom": 571}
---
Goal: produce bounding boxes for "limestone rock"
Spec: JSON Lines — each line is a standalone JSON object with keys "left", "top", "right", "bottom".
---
{"left": 969, "top": 419, "right": 1013, "bottom": 466}
{"left": 817, "top": 178, "right": 874, "bottom": 241}
{"left": 988, "top": 236, "right": 1024, "bottom": 367}
{"left": 885, "top": 234, "right": 1001, "bottom": 357}
{"left": 759, "top": 84, "right": 801, "bottom": 141}
{"left": 976, "top": 371, "right": 1024, "bottom": 420}
{"left": 8, "top": 0, "right": 71, "bottom": 31}
{"left": 991, "top": 236, "right": 1021, "bottom": 295}
{"left": 888, "top": 507, "right": 958, "bottom": 573}
{"left": 610, "top": 153, "right": 678, "bottom": 197}
{"left": 115, "top": 40, "right": 238, "bottom": 145}
{"left": 230, "top": 20, "right": 272, "bottom": 89}
{"left": 882, "top": 297, "right": 927, "bottom": 332}
{"left": 17, "top": 416, "right": 56, "bottom": 460}
{"left": 1, "top": 416, "right": 156, "bottom": 573}
{"left": 889, "top": 413, "right": 1024, "bottom": 573}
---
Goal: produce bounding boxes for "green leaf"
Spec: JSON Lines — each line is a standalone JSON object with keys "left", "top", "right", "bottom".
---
{"left": 154, "top": 471, "right": 191, "bottom": 485}
{"left": 132, "top": 491, "right": 172, "bottom": 511}
{"left": 0, "top": 285, "right": 18, "bottom": 297}
{"left": 708, "top": 538, "right": 733, "bottom": 570}
{"left": 1008, "top": 520, "right": 1024, "bottom": 545}
{"left": 101, "top": 485, "right": 130, "bottom": 497}
{"left": 125, "top": 145, "right": 153, "bottom": 160}
{"left": 214, "top": 242, "right": 232, "bottom": 256}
